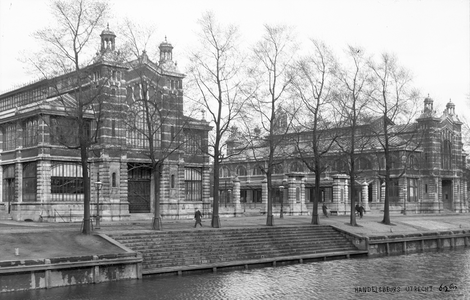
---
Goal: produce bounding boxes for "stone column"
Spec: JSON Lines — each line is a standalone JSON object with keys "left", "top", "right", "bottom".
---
{"left": 453, "top": 179, "right": 461, "bottom": 213}
{"left": 380, "top": 182, "right": 385, "bottom": 202}
{"left": 361, "top": 182, "right": 370, "bottom": 211}
{"left": 400, "top": 177, "right": 408, "bottom": 214}
{"left": 15, "top": 161, "right": 23, "bottom": 203}
{"left": 332, "top": 174, "right": 348, "bottom": 214}
{"left": 286, "top": 174, "right": 307, "bottom": 215}
{"left": 261, "top": 177, "right": 267, "bottom": 213}
{"left": 232, "top": 176, "right": 242, "bottom": 216}
{"left": 372, "top": 179, "right": 379, "bottom": 202}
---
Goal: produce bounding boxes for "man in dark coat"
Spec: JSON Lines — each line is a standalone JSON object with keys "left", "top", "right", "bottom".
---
{"left": 194, "top": 208, "right": 203, "bottom": 227}
{"left": 322, "top": 204, "right": 329, "bottom": 217}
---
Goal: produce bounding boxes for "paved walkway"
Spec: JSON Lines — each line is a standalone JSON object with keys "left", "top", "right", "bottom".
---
{"left": 1, "top": 212, "right": 470, "bottom": 261}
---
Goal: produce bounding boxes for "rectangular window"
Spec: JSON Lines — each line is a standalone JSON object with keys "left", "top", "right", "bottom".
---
{"left": 253, "top": 189, "right": 262, "bottom": 203}
{"left": 185, "top": 168, "right": 202, "bottom": 201}
{"left": 3, "top": 123, "right": 17, "bottom": 151}
{"left": 184, "top": 132, "right": 202, "bottom": 154}
{"left": 51, "top": 163, "right": 84, "bottom": 201}
{"left": 23, "top": 118, "right": 38, "bottom": 147}
{"left": 408, "top": 178, "right": 418, "bottom": 202}
{"left": 23, "top": 162, "right": 37, "bottom": 202}
{"left": 387, "top": 178, "right": 400, "bottom": 203}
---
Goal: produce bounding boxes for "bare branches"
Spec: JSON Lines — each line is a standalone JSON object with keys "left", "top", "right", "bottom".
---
{"left": 186, "top": 11, "right": 254, "bottom": 228}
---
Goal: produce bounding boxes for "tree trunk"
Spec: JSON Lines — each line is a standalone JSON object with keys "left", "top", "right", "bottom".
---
{"left": 266, "top": 172, "right": 274, "bottom": 226}
{"left": 349, "top": 173, "right": 357, "bottom": 226}
{"left": 212, "top": 158, "right": 221, "bottom": 228}
{"left": 312, "top": 165, "right": 321, "bottom": 225}
{"left": 152, "top": 162, "right": 163, "bottom": 230}
{"left": 81, "top": 144, "right": 91, "bottom": 234}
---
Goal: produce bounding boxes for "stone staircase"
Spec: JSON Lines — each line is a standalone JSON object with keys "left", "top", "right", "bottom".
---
{"left": 109, "top": 225, "right": 366, "bottom": 275}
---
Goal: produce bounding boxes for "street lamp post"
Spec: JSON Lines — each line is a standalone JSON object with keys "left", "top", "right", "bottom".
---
{"left": 279, "top": 185, "right": 284, "bottom": 218}
{"left": 95, "top": 181, "right": 103, "bottom": 229}
{"left": 403, "top": 186, "right": 407, "bottom": 215}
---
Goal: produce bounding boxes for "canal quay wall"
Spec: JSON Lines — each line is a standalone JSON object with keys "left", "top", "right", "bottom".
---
{"left": 0, "top": 234, "right": 142, "bottom": 293}
{"left": 2, "top": 214, "right": 470, "bottom": 292}
{"left": 366, "top": 230, "right": 470, "bottom": 256}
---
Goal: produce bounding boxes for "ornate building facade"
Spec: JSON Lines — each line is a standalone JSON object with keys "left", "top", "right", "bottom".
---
{"left": 220, "top": 97, "right": 468, "bottom": 215}
{"left": 0, "top": 27, "right": 211, "bottom": 222}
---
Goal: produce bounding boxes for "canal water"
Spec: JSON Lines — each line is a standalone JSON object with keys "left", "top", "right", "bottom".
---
{"left": 3, "top": 248, "right": 470, "bottom": 300}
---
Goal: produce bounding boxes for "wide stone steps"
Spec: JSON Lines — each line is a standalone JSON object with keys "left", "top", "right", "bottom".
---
{"left": 117, "top": 232, "right": 344, "bottom": 247}
{"left": 109, "top": 225, "right": 360, "bottom": 271}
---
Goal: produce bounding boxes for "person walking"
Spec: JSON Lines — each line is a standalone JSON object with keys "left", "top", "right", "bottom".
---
{"left": 194, "top": 208, "right": 203, "bottom": 227}
{"left": 322, "top": 204, "right": 329, "bottom": 218}
{"left": 359, "top": 204, "right": 366, "bottom": 219}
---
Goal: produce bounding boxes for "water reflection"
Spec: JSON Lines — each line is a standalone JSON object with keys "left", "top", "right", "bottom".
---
{"left": 4, "top": 248, "right": 470, "bottom": 300}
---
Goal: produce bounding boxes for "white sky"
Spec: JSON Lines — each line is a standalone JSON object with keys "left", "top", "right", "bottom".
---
{"left": 0, "top": 0, "right": 469, "bottom": 118}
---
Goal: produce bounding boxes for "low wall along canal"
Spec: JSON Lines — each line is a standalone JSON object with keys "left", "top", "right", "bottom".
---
{"left": 2, "top": 226, "right": 470, "bottom": 293}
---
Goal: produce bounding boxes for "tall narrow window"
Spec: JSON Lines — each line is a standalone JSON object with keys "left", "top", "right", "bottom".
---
{"left": 171, "top": 174, "right": 175, "bottom": 188}
{"left": 112, "top": 120, "right": 116, "bottom": 137}
{"left": 112, "top": 172, "right": 117, "bottom": 187}
{"left": 23, "top": 162, "right": 37, "bottom": 202}
{"left": 3, "top": 124, "right": 17, "bottom": 151}
{"left": 23, "top": 118, "right": 38, "bottom": 147}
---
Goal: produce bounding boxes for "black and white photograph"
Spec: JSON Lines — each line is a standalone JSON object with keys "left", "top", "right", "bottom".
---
{"left": 0, "top": 0, "right": 469, "bottom": 298}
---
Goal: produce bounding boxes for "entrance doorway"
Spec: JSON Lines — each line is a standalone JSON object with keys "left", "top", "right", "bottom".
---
{"left": 442, "top": 180, "right": 453, "bottom": 211}
{"left": 128, "top": 164, "right": 151, "bottom": 213}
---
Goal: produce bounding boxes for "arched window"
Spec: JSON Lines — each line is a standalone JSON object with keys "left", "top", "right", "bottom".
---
{"left": 252, "top": 165, "right": 264, "bottom": 175}
{"left": 356, "top": 157, "right": 371, "bottom": 170}
{"left": 236, "top": 166, "right": 247, "bottom": 176}
{"left": 334, "top": 159, "right": 348, "bottom": 172}
{"left": 273, "top": 164, "right": 284, "bottom": 174}
{"left": 219, "top": 167, "right": 230, "bottom": 178}
{"left": 441, "top": 140, "right": 451, "bottom": 169}
{"left": 290, "top": 161, "right": 304, "bottom": 172}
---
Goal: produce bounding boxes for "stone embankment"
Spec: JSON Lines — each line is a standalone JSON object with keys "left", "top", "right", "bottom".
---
{"left": 108, "top": 225, "right": 368, "bottom": 276}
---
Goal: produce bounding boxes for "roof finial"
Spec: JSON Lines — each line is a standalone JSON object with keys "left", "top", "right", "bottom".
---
{"left": 107, "top": 23, "right": 109, "bottom": 30}
{"left": 165, "top": 35, "right": 167, "bottom": 42}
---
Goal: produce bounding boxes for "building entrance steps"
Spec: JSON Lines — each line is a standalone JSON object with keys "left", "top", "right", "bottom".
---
{"left": 108, "top": 225, "right": 365, "bottom": 274}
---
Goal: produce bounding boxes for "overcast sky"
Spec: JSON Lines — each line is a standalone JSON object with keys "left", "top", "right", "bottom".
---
{"left": 0, "top": 0, "right": 469, "bottom": 117}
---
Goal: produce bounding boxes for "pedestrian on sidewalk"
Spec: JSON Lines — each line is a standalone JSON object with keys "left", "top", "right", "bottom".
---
{"left": 194, "top": 208, "right": 203, "bottom": 227}
{"left": 359, "top": 205, "right": 366, "bottom": 219}
{"left": 322, "top": 204, "right": 329, "bottom": 218}
{"left": 355, "top": 204, "right": 361, "bottom": 217}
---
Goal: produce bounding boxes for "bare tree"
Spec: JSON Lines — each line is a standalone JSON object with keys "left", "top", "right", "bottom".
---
{"left": 32, "top": 0, "right": 110, "bottom": 234}
{"left": 186, "top": 12, "right": 252, "bottom": 228}
{"left": 290, "top": 39, "right": 338, "bottom": 225}
{"left": 120, "top": 21, "right": 190, "bottom": 230}
{"left": 368, "top": 53, "right": 420, "bottom": 225}
{"left": 249, "top": 24, "right": 297, "bottom": 226}
{"left": 334, "top": 46, "right": 373, "bottom": 227}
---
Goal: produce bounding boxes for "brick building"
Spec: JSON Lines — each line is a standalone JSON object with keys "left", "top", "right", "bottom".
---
{"left": 0, "top": 27, "right": 211, "bottom": 222}
{"left": 219, "top": 97, "right": 468, "bottom": 215}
